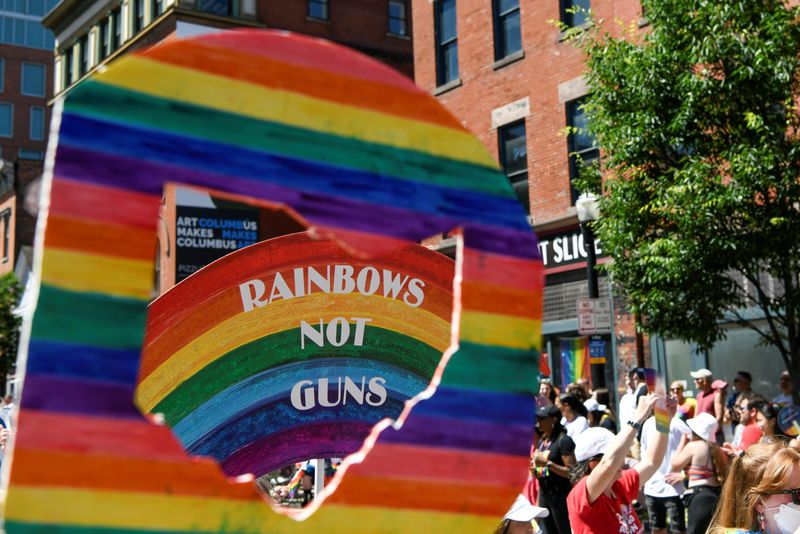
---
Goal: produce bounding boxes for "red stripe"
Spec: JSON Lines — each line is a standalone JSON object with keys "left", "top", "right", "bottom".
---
{"left": 50, "top": 177, "right": 160, "bottom": 229}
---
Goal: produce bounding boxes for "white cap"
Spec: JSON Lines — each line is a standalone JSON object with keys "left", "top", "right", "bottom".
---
{"left": 574, "top": 427, "right": 616, "bottom": 462}
{"left": 690, "top": 368, "right": 713, "bottom": 379}
{"left": 687, "top": 412, "right": 718, "bottom": 442}
{"left": 504, "top": 494, "right": 550, "bottom": 521}
{"left": 584, "top": 398, "right": 607, "bottom": 413}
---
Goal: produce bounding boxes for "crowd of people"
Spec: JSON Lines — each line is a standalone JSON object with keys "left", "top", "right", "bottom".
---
{"left": 498, "top": 367, "right": 800, "bottom": 534}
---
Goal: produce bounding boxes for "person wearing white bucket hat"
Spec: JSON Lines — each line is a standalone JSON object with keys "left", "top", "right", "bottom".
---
{"left": 670, "top": 412, "right": 730, "bottom": 534}
{"left": 566, "top": 394, "right": 677, "bottom": 534}
{"left": 495, "top": 493, "right": 550, "bottom": 534}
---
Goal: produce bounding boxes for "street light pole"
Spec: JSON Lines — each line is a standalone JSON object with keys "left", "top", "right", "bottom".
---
{"left": 576, "top": 193, "right": 605, "bottom": 390}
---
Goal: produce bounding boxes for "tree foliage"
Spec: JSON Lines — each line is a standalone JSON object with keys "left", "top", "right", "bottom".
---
{"left": 576, "top": 0, "right": 800, "bottom": 400}
{"left": 0, "top": 273, "right": 21, "bottom": 396}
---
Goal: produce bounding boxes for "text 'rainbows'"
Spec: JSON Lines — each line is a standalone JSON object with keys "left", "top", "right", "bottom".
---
{"left": 7, "top": 30, "right": 544, "bottom": 532}
{"left": 137, "top": 232, "right": 455, "bottom": 478}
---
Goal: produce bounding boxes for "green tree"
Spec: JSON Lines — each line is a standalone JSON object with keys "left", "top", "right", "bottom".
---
{"left": 575, "top": 0, "right": 800, "bottom": 403}
{"left": 0, "top": 273, "right": 21, "bottom": 397}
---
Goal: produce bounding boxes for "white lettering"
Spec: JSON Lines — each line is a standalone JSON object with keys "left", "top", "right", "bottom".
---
{"left": 342, "top": 376, "right": 366, "bottom": 405}
{"left": 289, "top": 376, "right": 388, "bottom": 410}
{"left": 239, "top": 279, "right": 268, "bottom": 312}
{"left": 326, "top": 317, "right": 350, "bottom": 347}
{"left": 403, "top": 278, "right": 426, "bottom": 307}
{"left": 351, "top": 317, "right": 372, "bottom": 346}
{"left": 290, "top": 380, "right": 315, "bottom": 410}
{"left": 366, "top": 377, "right": 388, "bottom": 406}
{"left": 268, "top": 272, "right": 295, "bottom": 303}
{"left": 356, "top": 267, "right": 380, "bottom": 295}
{"left": 382, "top": 269, "right": 409, "bottom": 299}
{"left": 333, "top": 265, "right": 356, "bottom": 294}
{"left": 300, "top": 319, "right": 325, "bottom": 349}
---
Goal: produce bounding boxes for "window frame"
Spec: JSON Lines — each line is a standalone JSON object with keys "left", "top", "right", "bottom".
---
{"left": 110, "top": 8, "right": 121, "bottom": 51}
{"left": 497, "top": 119, "right": 529, "bottom": 213}
{"left": 388, "top": 0, "right": 408, "bottom": 37}
{"left": 151, "top": 0, "right": 164, "bottom": 18}
{"left": 0, "top": 58, "right": 4, "bottom": 93}
{"left": 20, "top": 61, "right": 45, "bottom": 97}
{"left": 29, "top": 105, "right": 44, "bottom": 141}
{"left": 63, "top": 46, "right": 73, "bottom": 87}
{"left": 560, "top": 0, "right": 590, "bottom": 29}
{"left": 566, "top": 96, "right": 600, "bottom": 203}
{"left": 133, "top": 0, "right": 144, "bottom": 33}
{"left": 492, "top": 0, "right": 521, "bottom": 61}
{"left": 0, "top": 102, "right": 13, "bottom": 138}
{"left": 78, "top": 34, "right": 89, "bottom": 77}
{"left": 308, "top": 0, "right": 329, "bottom": 21}
{"left": 0, "top": 207, "right": 10, "bottom": 264}
{"left": 434, "top": 0, "right": 458, "bottom": 87}
{"left": 98, "top": 16, "right": 110, "bottom": 61}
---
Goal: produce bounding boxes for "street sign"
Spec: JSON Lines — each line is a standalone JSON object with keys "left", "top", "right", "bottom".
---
{"left": 589, "top": 336, "right": 606, "bottom": 364}
{"left": 577, "top": 298, "right": 612, "bottom": 335}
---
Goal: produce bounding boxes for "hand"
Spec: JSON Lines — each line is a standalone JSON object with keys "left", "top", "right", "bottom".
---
{"left": 0, "top": 428, "right": 9, "bottom": 450}
{"left": 721, "top": 443, "right": 738, "bottom": 458}
{"left": 664, "top": 395, "right": 678, "bottom": 419}
{"left": 664, "top": 472, "right": 684, "bottom": 485}
{"left": 633, "top": 393, "right": 660, "bottom": 424}
{"left": 533, "top": 451, "right": 549, "bottom": 466}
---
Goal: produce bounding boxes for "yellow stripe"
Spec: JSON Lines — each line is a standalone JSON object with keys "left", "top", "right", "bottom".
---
{"left": 460, "top": 310, "right": 541, "bottom": 350}
{"left": 6, "top": 486, "right": 499, "bottom": 533}
{"left": 136, "top": 293, "right": 451, "bottom": 411}
{"left": 41, "top": 248, "right": 152, "bottom": 301}
{"left": 92, "top": 56, "right": 497, "bottom": 168}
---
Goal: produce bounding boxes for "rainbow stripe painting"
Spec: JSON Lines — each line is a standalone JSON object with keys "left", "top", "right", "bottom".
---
{"left": 138, "top": 232, "right": 454, "bottom": 477}
{"left": 559, "top": 337, "right": 589, "bottom": 389}
{"left": 6, "top": 30, "right": 543, "bottom": 533}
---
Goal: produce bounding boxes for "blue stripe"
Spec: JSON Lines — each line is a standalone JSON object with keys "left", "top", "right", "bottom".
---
{"left": 56, "top": 112, "right": 530, "bottom": 231}
{"left": 407, "top": 386, "right": 536, "bottom": 424}
{"left": 26, "top": 340, "right": 140, "bottom": 384}
{"left": 172, "top": 358, "right": 427, "bottom": 447}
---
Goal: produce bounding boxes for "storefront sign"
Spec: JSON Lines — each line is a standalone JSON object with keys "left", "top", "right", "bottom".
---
{"left": 537, "top": 228, "right": 605, "bottom": 269}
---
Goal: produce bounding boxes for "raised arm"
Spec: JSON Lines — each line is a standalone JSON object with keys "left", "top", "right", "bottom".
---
{"left": 635, "top": 397, "right": 678, "bottom": 486}
{"left": 585, "top": 394, "right": 658, "bottom": 503}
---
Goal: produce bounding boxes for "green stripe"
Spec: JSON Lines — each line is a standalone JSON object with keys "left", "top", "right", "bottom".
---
{"left": 65, "top": 81, "right": 511, "bottom": 197}
{"left": 443, "top": 341, "right": 538, "bottom": 394}
{"left": 31, "top": 285, "right": 147, "bottom": 350}
{"left": 152, "top": 326, "right": 443, "bottom": 425}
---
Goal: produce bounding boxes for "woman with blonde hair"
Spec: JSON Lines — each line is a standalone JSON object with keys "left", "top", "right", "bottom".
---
{"left": 708, "top": 439, "right": 800, "bottom": 534}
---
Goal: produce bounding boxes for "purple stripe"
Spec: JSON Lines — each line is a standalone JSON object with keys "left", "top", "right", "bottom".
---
{"left": 21, "top": 374, "right": 143, "bottom": 419}
{"left": 220, "top": 421, "right": 374, "bottom": 478}
{"left": 54, "top": 145, "right": 538, "bottom": 257}
{"left": 377, "top": 414, "right": 531, "bottom": 456}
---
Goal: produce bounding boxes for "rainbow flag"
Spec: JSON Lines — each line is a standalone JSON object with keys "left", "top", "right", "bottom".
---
{"left": 6, "top": 30, "right": 543, "bottom": 533}
{"left": 641, "top": 367, "right": 670, "bottom": 433}
{"left": 559, "top": 337, "right": 589, "bottom": 389}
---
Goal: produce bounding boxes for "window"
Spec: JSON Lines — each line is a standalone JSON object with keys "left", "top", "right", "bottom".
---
{"left": 308, "top": 0, "right": 328, "bottom": 20}
{"left": 0, "top": 59, "right": 4, "bottom": 92}
{"left": 434, "top": 0, "right": 457, "bottom": 86}
{"left": 197, "top": 0, "right": 231, "bottom": 16}
{"left": 19, "top": 148, "right": 43, "bottom": 159}
{"left": 566, "top": 96, "right": 599, "bottom": 202}
{"left": 133, "top": 0, "right": 144, "bottom": 32}
{"left": 0, "top": 208, "right": 10, "bottom": 264}
{"left": 110, "top": 8, "right": 121, "bottom": 50}
{"left": 152, "top": 0, "right": 164, "bottom": 17}
{"left": 493, "top": 0, "right": 521, "bottom": 60}
{"left": 78, "top": 34, "right": 89, "bottom": 77}
{"left": 560, "top": 0, "right": 590, "bottom": 28}
{"left": 498, "top": 120, "right": 529, "bottom": 213}
{"left": 29, "top": 106, "right": 43, "bottom": 140}
{"left": 21, "top": 62, "right": 45, "bottom": 96}
{"left": 0, "top": 103, "right": 12, "bottom": 137}
{"left": 388, "top": 0, "right": 407, "bottom": 36}
{"left": 63, "top": 47, "right": 73, "bottom": 86}
{"left": 98, "top": 17, "right": 110, "bottom": 60}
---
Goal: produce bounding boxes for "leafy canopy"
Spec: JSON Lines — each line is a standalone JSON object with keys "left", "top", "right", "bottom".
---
{"left": 575, "top": 0, "right": 800, "bottom": 372}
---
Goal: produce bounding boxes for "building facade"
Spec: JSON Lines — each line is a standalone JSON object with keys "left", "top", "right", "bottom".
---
{"left": 44, "top": 0, "right": 414, "bottom": 96}
{"left": 412, "top": 0, "right": 791, "bottom": 403}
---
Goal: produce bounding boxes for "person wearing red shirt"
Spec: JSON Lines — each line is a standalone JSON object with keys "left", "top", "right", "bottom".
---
{"left": 567, "top": 394, "right": 677, "bottom": 534}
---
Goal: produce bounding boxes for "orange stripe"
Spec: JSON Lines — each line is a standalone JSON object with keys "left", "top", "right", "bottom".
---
{"left": 328, "top": 473, "right": 520, "bottom": 515}
{"left": 45, "top": 214, "right": 156, "bottom": 261}
{"left": 10, "top": 448, "right": 258, "bottom": 500}
{"left": 345, "top": 442, "right": 529, "bottom": 486}
{"left": 461, "top": 281, "right": 541, "bottom": 318}
{"left": 145, "top": 41, "right": 463, "bottom": 131}
{"left": 16, "top": 410, "right": 190, "bottom": 461}
{"left": 50, "top": 177, "right": 160, "bottom": 229}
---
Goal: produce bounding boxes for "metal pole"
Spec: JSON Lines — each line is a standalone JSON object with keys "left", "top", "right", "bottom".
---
{"left": 581, "top": 221, "right": 605, "bottom": 389}
{"left": 313, "top": 458, "right": 324, "bottom": 499}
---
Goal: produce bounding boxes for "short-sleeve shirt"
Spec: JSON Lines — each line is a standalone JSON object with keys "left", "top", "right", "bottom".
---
{"left": 536, "top": 430, "right": 575, "bottom": 498}
{"left": 739, "top": 422, "right": 763, "bottom": 450}
{"left": 567, "top": 468, "right": 643, "bottom": 534}
{"left": 677, "top": 397, "right": 696, "bottom": 421}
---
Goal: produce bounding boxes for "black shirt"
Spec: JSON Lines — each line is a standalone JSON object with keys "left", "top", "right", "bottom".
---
{"left": 536, "top": 429, "right": 575, "bottom": 498}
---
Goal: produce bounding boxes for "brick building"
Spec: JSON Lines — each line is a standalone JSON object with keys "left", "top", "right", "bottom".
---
{"left": 43, "top": 0, "right": 414, "bottom": 96}
{"left": 412, "top": 0, "right": 646, "bottom": 402}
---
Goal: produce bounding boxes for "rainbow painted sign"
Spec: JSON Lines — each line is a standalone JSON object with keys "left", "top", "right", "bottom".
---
{"left": 138, "top": 232, "right": 454, "bottom": 477}
{"left": 7, "top": 30, "right": 543, "bottom": 532}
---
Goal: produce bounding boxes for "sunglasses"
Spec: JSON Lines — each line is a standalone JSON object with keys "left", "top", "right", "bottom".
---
{"left": 766, "top": 487, "right": 800, "bottom": 505}
{"left": 670, "top": 387, "right": 683, "bottom": 391}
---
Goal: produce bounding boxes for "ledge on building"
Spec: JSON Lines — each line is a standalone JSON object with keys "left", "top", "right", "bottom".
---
{"left": 558, "top": 21, "right": 593, "bottom": 42}
{"left": 387, "top": 32, "right": 411, "bottom": 40}
{"left": 492, "top": 50, "right": 525, "bottom": 71}
{"left": 432, "top": 78, "right": 461, "bottom": 96}
{"left": 306, "top": 16, "right": 330, "bottom": 24}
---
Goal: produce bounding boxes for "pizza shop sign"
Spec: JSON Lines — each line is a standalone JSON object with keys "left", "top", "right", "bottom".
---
{"left": 537, "top": 228, "right": 605, "bottom": 269}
